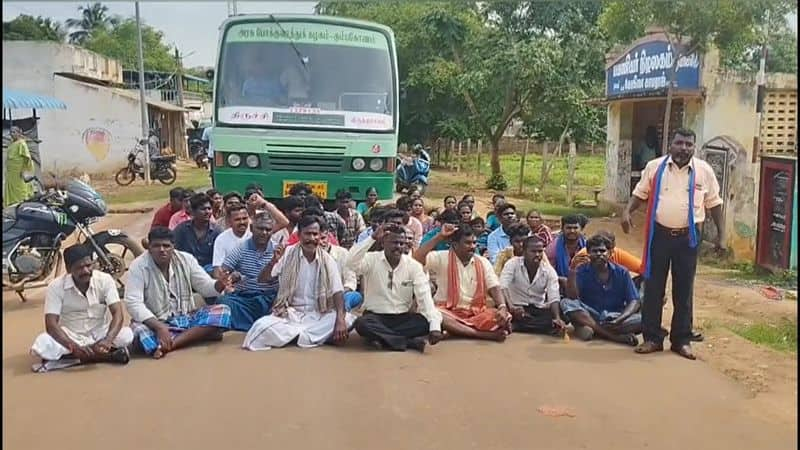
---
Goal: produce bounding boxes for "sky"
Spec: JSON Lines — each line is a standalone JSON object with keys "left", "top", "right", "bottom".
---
{"left": 2, "top": 1, "right": 318, "bottom": 67}
{"left": 3, "top": 2, "right": 797, "bottom": 68}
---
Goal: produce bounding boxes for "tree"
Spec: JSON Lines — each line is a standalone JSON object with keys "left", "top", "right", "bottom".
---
{"left": 320, "top": 1, "right": 608, "bottom": 188}
{"left": 600, "top": 0, "right": 796, "bottom": 155}
{"left": 65, "top": 2, "right": 118, "bottom": 45}
{"left": 3, "top": 15, "right": 66, "bottom": 42}
{"left": 84, "top": 18, "right": 176, "bottom": 72}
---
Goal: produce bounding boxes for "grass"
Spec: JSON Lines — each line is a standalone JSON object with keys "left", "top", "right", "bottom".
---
{"left": 730, "top": 319, "right": 798, "bottom": 353}
{"left": 101, "top": 163, "right": 211, "bottom": 206}
{"left": 704, "top": 259, "right": 798, "bottom": 290}
{"left": 447, "top": 152, "right": 606, "bottom": 205}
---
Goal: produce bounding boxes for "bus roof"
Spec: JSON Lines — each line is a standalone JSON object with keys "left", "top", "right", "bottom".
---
{"left": 218, "top": 14, "right": 395, "bottom": 38}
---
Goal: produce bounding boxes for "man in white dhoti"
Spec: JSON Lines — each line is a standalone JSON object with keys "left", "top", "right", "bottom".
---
{"left": 243, "top": 215, "right": 354, "bottom": 350}
{"left": 30, "top": 244, "right": 134, "bottom": 372}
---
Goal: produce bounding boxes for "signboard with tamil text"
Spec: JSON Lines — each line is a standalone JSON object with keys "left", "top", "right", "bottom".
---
{"left": 606, "top": 40, "right": 701, "bottom": 98}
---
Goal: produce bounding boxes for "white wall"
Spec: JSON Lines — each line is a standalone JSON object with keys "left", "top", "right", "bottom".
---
{"left": 2, "top": 41, "right": 122, "bottom": 86}
{"left": 33, "top": 77, "right": 142, "bottom": 175}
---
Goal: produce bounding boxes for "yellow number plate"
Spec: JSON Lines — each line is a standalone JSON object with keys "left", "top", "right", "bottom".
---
{"left": 282, "top": 181, "right": 328, "bottom": 199}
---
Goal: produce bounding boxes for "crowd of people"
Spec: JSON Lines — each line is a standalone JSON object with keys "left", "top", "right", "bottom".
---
{"left": 30, "top": 128, "right": 723, "bottom": 371}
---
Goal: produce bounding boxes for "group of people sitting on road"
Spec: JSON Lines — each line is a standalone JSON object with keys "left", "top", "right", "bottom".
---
{"left": 30, "top": 182, "right": 681, "bottom": 372}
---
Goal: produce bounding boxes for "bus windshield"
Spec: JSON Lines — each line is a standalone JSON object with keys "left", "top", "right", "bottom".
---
{"left": 217, "top": 21, "right": 395, "bottom": 132}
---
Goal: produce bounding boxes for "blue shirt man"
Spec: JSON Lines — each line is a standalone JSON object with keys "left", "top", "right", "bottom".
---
{"left": 487, "top": 203, "right": 517, "bottom": 264}
{"left": 201, "top": 126, "right": 214, "bottom": 157}
{"left": 559, "top": 234, "right": 642, "bottom": 345}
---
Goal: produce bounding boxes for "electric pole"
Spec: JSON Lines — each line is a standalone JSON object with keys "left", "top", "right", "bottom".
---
{"left": 135, "top": 1, "right": 151, "bottom": 184}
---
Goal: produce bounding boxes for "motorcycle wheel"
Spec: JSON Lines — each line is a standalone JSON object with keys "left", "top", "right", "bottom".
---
{"left": 114, "top": 167, "right": 136, "bottom": 186}
{"left": 157, "top": 166, "right": 177, "bottom": 185}
{"left": 96, "top": 235, "right": 144, "bottom": 289}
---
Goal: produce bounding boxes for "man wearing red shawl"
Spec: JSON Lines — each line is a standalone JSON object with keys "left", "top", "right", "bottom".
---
{"left": 414, "top": 224, "right": 512, "bottom": 342}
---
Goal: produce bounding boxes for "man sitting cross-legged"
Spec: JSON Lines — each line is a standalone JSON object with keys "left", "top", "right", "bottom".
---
{"left": 124, "top": 227, "right": 234, "bottom": 359}
{"left": 560, "top": 234, "right": 642, "bottom": 346}
{"left": 499, "top": 236, "right": 566, "bottom": 336}
{"left": 243, "top": 215, "right": 353, "bottom": 350}
{"left": 414, "top": 224, "right": 513, "bottom": 342}
{"left": 217, "top": 212, "right": 280, "bottom": 331}
{"left": 31, "top": 244, "right": 134, "bottom": 373}
{"left": 174, "top": 193, "right": 222, "bottom": 274}
{"left": 348, "top": 224, "right": 444, "bottom": 352}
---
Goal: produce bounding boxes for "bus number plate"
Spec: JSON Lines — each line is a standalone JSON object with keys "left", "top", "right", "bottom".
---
{"left": 282, "top": 181, "right": 328, "bottom": 199}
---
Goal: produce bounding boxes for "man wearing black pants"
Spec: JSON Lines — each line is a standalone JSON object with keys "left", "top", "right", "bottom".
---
{"left": 622, "top": 128, "right": 724, "bottom": 360}
{"left": 347, "top": 224, "right": 444, "bottom": 352}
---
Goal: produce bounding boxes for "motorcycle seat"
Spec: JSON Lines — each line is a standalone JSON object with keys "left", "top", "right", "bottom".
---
{"left": 151, "top": 155, "right": 176, "bottom": 162}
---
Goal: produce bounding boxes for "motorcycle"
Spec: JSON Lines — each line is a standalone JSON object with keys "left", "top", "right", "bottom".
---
{"left": 115, "top": 139, "right": 177, "bottom": 186}
{"left": 395, "top": 146, "right": 431, "bottom": 195}
{"left": 189, "top": 138, "right": 209, "bottom": 170}
{"left": 3, "top": 175, "right": 143, "bottom": 301}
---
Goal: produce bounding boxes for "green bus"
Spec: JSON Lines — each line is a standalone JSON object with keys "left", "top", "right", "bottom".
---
{"left": 211, "top": 14, "right": 398, "bottom": 202}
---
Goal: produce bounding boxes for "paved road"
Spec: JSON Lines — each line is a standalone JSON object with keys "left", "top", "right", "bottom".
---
{"left": 2, "top": 209, "right": 796, "bottom": 450}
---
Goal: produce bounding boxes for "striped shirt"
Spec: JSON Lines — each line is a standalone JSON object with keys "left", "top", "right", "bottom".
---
{"left": 221, "top": 238, "right": 278, "bottom": 293}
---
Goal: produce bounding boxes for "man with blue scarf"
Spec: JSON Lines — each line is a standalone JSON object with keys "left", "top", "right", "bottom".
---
{"left": 546, "top": 214, "right": 587, "bottom": 292}
{"left": 622, "top": 128, "right": 724, "bottom": 360}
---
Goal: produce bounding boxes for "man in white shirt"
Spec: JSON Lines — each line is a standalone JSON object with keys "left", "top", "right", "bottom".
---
{"left": 124, "top": 227, "right": 235, "bottom": 359}
{"left": 30, "top": 244, "right": 134, "bottom": 372}
{"left": 499, "top": 236, "right": 566, "bottom": 336}
{"left": 212, "top": 204, "right": 251, "bottom": 278}
{"left": 242, "top": 216, "right": 354, "bottom": 350}
{"left": 319, "top": 231, "right": 362, "bottom": 311}
{"left": 348, "top": 224, "right": 443, "bottom": 352}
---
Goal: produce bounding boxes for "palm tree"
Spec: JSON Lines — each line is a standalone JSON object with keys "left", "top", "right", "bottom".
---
{"left": 65, "top": 2, "right": 118, "bottom": 45}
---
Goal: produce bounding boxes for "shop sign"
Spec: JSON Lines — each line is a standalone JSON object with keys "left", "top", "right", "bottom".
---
{"left": 606, "top": 40, "right": 701, "bottom": 98}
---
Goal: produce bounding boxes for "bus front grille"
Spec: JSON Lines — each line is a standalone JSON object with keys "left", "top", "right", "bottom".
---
{"left": 266, "top": 153, "right": 344, "bottom": 173}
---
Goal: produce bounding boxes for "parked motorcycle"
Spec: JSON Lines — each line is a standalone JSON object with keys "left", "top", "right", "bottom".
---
{"left": 2, "top": 176, "right": 143, "bottom": 301}
{"left": 395, "top": 144, "right": 431, "bottom": 195}
{"left": 189, "top": 138, "right": 209, "bottom": 170}
{"left": 115, "top": 139, "right": 177, "bottom": 186}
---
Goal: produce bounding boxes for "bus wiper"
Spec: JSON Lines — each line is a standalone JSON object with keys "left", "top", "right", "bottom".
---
{"left": 269, "top": 14, "right": 309, "bottom": 73}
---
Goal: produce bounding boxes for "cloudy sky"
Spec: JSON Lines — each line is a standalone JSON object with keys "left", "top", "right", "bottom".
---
{"left": 3, "top": 2, "right": 796, "bottom": 68}
{"left": 2, "top": 1, "right": 317, "bottom": 67}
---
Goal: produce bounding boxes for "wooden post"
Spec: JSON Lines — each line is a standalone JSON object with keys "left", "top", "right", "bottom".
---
{"left": 456, "top": 141, "right": 463, "bottom": 173}
{"left": 518, "top": 138, "right": 529, "bottom": 195}
{"left": 567, "top": 141, "right": 577, "bottom": 206}
{"left": 435, "top": 139, "right": 441, "bottom": 167}
{"left": 540, "top": 141, "right": 549, "bottom": 189}
{"left": 476, "top": 139, "right": 482, "bottom": 176}
{"left": 466, "top": 138, "right": 471, "bottom": 172}
{"left": 447, "top": 140, "right": 454, "bottom": 169}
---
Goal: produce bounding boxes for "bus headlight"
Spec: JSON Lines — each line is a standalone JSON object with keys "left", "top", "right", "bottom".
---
{"left": 227, "top": 154, "right": 242, "bottom": 167}
{"left": 352, "top": 158, "right": 366, "bottom": 171}
{"left": 245, "top": 154, "right": 260, "bottom": 168}
{"left": 369, "top": 158, "right": 384, "bottom": 171}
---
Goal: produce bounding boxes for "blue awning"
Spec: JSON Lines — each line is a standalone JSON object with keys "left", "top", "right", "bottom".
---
{"left": 2, "top": 88, "right": 67, "bottom": 110}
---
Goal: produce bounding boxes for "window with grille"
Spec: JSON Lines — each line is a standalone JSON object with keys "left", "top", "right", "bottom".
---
{"left": 760, "top": 90, "right": 797, "bottom": 155}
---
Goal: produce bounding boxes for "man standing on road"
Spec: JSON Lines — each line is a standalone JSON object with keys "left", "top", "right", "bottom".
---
{"left": 499, "top": 236, "right": 565, "bottom": 336}
{"left": 487, "top": 203, "right": 519, "bottom": 264}
{"left": 242, "top": 215, "right": 353, "bottom": 350}
{"left": 415, "top": 224, "right": 512, "bottom": 342}
{"left": 561, "top": 234, "right": 642, "bottom": 346}
{"left": 348, "top": 224, "right": 444, "bottom": 352}
{"left": 124, "top": 227, "right": 233, "bottom": 359}
{"left": 622, "top": 127, "right": 724, "bottom": 360}
{"left": 30, "top": 244, "right": 134, "bottom": 372}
